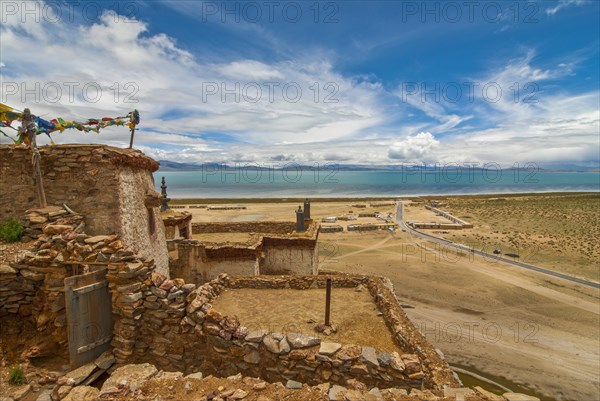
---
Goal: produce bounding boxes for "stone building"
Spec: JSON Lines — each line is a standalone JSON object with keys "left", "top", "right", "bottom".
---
{"left": 0, "top": 144, "right": 169, "bottom": 274}
{"left": 170, "top": 221, "right": 320, "bottom": 284}
{"left": 162, "top": 211, "right": 193, "bottom": 240}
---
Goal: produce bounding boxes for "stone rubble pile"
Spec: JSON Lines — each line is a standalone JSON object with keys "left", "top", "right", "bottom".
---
{"left": 21, "top": 205, "right": 84, "bottom": 242}
{"left": 45, "top": 350, "right": 117, "bottom": 401}
{"left": 1, "top": 360, "right": 541, "bottom": 401}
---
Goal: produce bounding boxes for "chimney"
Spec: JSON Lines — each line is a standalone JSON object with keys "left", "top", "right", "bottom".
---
{"left": 160, "top": 176, "right": 171, "bottom": 212}
{"left": 303, "top": 198, "right": 311, "bottom": 220}
{"left": 296, "top": 206, "right": 305, "bottom": 232}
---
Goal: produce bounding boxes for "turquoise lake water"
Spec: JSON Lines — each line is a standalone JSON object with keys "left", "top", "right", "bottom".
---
{"left": 154, "top": 168, "right": 600, "bottom": 198}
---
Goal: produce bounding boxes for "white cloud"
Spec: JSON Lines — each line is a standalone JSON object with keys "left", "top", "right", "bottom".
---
{"left": 546, "top": 0, "right": 590, "bottom": 15}
{"left": 0, "top": 2, "right": 386, "bottom": 154}
{"left": 383, "top": 50, "right": 599, "bottom": 168}
{"left": 388, "top": 132, "right": 439, "bottom": 161}
{"left": 219, "top": 60, "right": 284, "bottom": 80}
{"left": 0, "top": 2, "right": 597, "bottom": 169}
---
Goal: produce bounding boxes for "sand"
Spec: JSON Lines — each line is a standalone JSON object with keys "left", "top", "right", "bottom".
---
{"left": 212, "top": 288, "right": 400, "bottom": 352}
{"left": 430, "top": 194, "right": 600, "bottom": 280}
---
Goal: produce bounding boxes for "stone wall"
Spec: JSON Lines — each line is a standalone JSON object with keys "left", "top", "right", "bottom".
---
{"left": 107, "top": 262, "right": 459, "bottom": 391}
{"left": 321, "top": 225, "right": 344, "bottom": 233}
{"left": 260, "top": 244, "right": 317, "bottom": 275}
{"left": 171, "top": 240, "right": 261, "bottom": 284}
{"left": 48, "top": 361, "right": 501, "bottom": 401}
{"left": 225, "top": 275, "right": 458, "bottom": 390}
{"left": 424, "top": 205, "right": 474, "bottom": 228}
{"left": 0, "top": 145, "right": 169, "bottom": 275}
{"left": 173, "top": 222, "right": 320, "bottom": 282}
{"left": 117, "top": 168, "right": 169, "bottom": 276}
{"left": 407, "top": 222, "right": 464, "bottom": 230}
{"left": 0, "top": 264, "right": 37, "bottom": 319}
{"left": 0, "top": 207, "right": 106, "bottom": 352}
{"left": 192, "top": 222, "right": 296, "bottom": 235}
{"left": 0, "top": 145, "right": 122, "bottom": 235}
{"left": 346, "top": 223, "right": 397, "bottom": 232}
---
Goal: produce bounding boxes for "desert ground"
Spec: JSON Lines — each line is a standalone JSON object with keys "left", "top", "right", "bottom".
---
{"left": 403, "top": 193, "right": 600, "bottom": 281}
{"left": 175, "top": 194, "right": 600, "bottom": 401}
{"left": 213, "top": 288, "right": 399, "bottom": 352}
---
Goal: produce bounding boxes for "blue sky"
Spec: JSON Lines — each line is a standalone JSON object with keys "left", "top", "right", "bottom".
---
{"left": 1, "top": 0, "right": 599, "bottom": 168}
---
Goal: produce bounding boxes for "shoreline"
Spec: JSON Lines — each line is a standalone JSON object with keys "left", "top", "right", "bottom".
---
{"left": 168, "top": 191, "right": 599, "bottom": 204}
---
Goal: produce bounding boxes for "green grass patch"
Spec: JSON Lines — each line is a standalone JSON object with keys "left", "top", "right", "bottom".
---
{"left": 9, "top": 365, "right": 26, "bottom": 385}
{"left": 0, "top": 218, "right": 24, "bottom": 243}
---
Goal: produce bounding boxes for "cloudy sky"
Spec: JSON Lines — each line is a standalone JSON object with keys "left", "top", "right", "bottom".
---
{"left": 1, "top": 0, "right": 598, "bottom": 169}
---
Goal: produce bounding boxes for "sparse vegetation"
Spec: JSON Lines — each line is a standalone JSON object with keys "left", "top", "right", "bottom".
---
{"left": 8, "top": 365, "right": 25, "bottom": 385}
{"left": 0, "top": 218, "right": 24, "bottom": 243}
{"left": 441, "top": 193, "right": 600, "bottom": 279}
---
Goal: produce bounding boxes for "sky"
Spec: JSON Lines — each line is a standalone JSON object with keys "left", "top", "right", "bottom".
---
{"left": 0, "top": 0, "right": 599, "bottom": 169}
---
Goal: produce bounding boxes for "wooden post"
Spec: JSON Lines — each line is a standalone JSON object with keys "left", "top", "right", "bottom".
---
{"left": 325, "top": 278, "right": 332, "bottom": 326}
{"left": 127, "top": 110, "right": 139, "bottom": 149}
{"left": 33, "top": 148, "right": 47, "bottom": 208}
{"left": 128, "top": 125, "right": 135, "bottom": 149}
{"left": 23, "top": 108, "right": 47, "bottom": 208}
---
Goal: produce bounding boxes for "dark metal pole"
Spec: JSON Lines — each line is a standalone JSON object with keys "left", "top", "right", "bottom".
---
{"left": 325, "top": 278, "right": 332, "bottom": 326}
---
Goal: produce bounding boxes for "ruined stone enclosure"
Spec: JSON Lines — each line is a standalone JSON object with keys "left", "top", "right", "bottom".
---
{"left": 0, "top": 144, "right": 169, "bottom": 274}
{"left": 110, "top": 266, "right": 459, "bottom": 392}
{"left": 169, "top": 221, "right": 320, "bottom": 284}
{"left": 1, "top": 213, "right": 458, "bottom": 394}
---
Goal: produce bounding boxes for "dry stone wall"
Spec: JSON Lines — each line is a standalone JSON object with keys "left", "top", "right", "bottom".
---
{"left": 48, "top": 361, "right": 511, "bottom": 401}
{"left": 177, "top": 222, "right": 320, "bottom": 282}
{"left": 0, "top": 145, "right": 169, "bottom": 275}
{"left": 192, "top": 222, "right": 295, "bottom": 234}
{"left": 0, "top": 263, "right": 37, "bottom": 319}
{"left": 0, "top": 145, "right": 156, "bottom": 235}
{"left": 107, "top": 262, "right": 459, "bottom": 391}
{"left": 170, "top": 240, "right": 261, "bottom": 284}
{"left": 0, "top": 206, "right": 112, "bottom": 351}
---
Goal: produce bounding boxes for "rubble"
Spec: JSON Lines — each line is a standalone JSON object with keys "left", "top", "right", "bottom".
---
{"left": 2, "top": 361, "right": 531, "bottom": 401}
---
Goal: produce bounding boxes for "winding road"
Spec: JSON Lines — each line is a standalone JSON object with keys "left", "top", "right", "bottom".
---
{"left": 395, "top": 202, "right": 600, "bottom": 289}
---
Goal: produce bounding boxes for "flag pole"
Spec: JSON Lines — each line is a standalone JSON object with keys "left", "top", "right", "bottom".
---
{"left": 22, "top": 108, "right": 47, "bottom": 208}
{"left": 128, "top": 125, "right": 135, "bottom": 149}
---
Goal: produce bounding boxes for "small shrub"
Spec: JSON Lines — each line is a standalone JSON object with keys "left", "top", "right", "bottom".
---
{"left": 9, "top": 365, "right": 25, "bottom": 385}
{"left": 0, "top": 218, "right": 24, "bottom": 242}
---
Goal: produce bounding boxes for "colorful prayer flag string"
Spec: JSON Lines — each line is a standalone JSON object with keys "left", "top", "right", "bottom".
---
{"left": 0, "top": 103, "right": 140, "bottom": 145}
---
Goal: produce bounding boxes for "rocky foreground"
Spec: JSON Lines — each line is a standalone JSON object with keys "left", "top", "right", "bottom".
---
{"left": 1, "top": 353, "right": 540, "bottom": 401}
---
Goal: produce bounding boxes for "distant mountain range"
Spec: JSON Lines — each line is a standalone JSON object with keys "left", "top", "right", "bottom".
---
{"left": 157, "top": 160, "right": 599, "bottom": 172}
{"left": 158, "top": 160, "right": 375, "bottom": 171}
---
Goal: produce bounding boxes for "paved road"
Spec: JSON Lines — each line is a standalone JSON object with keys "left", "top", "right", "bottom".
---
{"left": 395, "top": 202, "right": 600, "bottom": 289}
